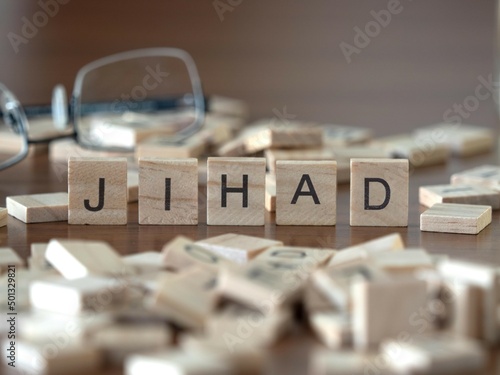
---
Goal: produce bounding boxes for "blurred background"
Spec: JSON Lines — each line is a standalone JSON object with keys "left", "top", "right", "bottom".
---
{"left": 0, "top": 0, "right": 497, "bottom": 135}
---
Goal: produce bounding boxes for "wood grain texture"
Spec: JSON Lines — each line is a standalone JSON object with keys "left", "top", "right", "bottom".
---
{"left": 420, "top": 203, "right": 492, "bottom": 235}
{"left": 68, "top": 157, "right": 128, "bottom": 225}
{"left": 350, "top": 158, "right": 409, "bottom": 227}
{"left": 207, "top": 157, "right": 266, "bottom": 226}
{"left": 419, "top": 184, "right": 500, "bottom": 209}
{"left": 276, "top": 160, "right": 337, "bottom": 226}
{"left": 6, "top": 192, "right": 68, "bottom": 223}
{"left": 138, "top": 158, "right": 198, "bottom": 225}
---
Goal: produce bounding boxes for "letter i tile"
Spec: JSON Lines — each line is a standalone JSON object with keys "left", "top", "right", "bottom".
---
{"left": 207, "top": 157, "right": 266, "bottom": 226}
{"left": 68, "top": 157, "right": 128, "bottom": 225}
{"left": 350, "top": 158, "right": 408, "bottom": 227}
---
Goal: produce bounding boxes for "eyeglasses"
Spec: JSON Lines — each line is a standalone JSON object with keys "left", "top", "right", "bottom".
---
{"left": 0, "top": 48, "right": 205, "bottom": 171}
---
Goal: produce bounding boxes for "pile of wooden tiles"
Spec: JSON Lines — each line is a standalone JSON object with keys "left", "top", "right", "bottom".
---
{"left": 0, "top": 232, "right": 494, "bottom": 374}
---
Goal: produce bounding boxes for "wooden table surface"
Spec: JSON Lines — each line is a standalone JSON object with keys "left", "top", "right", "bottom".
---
{"left": 1, "top": 145, "right": 500, "bottom": 375}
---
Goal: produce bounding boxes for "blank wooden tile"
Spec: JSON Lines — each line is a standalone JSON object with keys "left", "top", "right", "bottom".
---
{"left": 139, "top": 158, "right": 198, "bottom": 225}
{"left": 161, "top": 236, "right": 233, "bottom": 271}
{"left": 309, "top": 312, "right": 352, "bottom": 349}
{"left": 350, "top": 158, "right": 409, "bottom": 227}
{"left": 207, "top": 157, "right": 266, "bottom": 226}
{"left": 420, "top": 183, "right": 500, "bottom": 209}
{"left": 372, "top": 134, "right": 450, "bottom": 168}
{"left": 321, "top": 124, "right": 373, "bottom": 146}
{"left": 0, "top": 207, "right": 6, "bottom": 227}
{"left": 46, "top": 239, "right": 134, "bottom": 279}
{"left": 328, "top": 233, "right": 404, "bottom": 268}
{"left": 309, "top": 349, "right": 390, "bottom": 375}
{"left": 351, "top": 277, "right": 428, "bottom": 349}
{"left": 414, "top": 123, "right": 495, "bottom": 157}
{"left": 122, "top": 251, "right": 167, "bottom": 274}
{"left": 451, "top": 165, "right": 500, "bottom": 191}
{"left": 381, "top": 333, "right": 486, "bottom": 374}
{"left": 265, "top": 173, "right": 276, "bottom": 212}
{"left": 254, "top": 246, "right": 336, "bottom": 271}
{"left": 276, "top": 160, "right": 336, "bottom": 225}
{"left": 68, "top": 157, "right": 127, "bottom": 225}
{"left": 6, "top": 192, "right": 68, "bottom": 223}
{"left": 304, "top": 281, "right": 338, "bottom": 313}
{"left": 447, "top": 281, "right": 482, "bottom": 339}
{"left": 30, "top": 275, "right": 126, "bottom": 314}
{"left": 369, "top": 249, "right": 434, "bottom": 275}
{"left": 4, "top": 339, "right": 102, "bottom": 375}
{"left": 438, "top": 260, "right": 498, "bottom": 343}
{"left": 136, "top": 134, "right": 206, "bottom": 159}
{"left": 150, "top": 267, "right": 218, "bottom": 330}
{"left": 420, "top": 203, "right": 491, "bottom": 234}
{"left": 196, "top": 233, "right": 282, "bottom": 264}
{"left": 0, "top": 247, "right": 24, "bottom": 274}
{"left": 127, "top": 169, "right": 139, "bottom": 203}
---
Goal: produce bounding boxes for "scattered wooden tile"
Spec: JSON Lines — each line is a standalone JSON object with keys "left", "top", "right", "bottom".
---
{"left": 371, "top": 134, "right": 450, "bottom": 168}
{"left": 49, "top": 138, "right": 134, "bottom": 164}
{"left": 350, "top": 159, "right": 409, "bottom": 227}
{"left": 446, "top": 281, "right": 482, "bottom": 339}
{"left": 265, "top": 173, "right": 276, "bottom": 212}
{"left": 196, "top": 233, "right": 283, "bottom": 264}
{"left": 138, "top": 158, "right": 198, "bottom": 225}
{"left": 369, "top": 249, "right": 434, "bottom": 275}
{"left": 127, "top": 169, "right": 139, "bottom": 203}
{"left": 6, "top": 192, "right": 68, "bottom": 223}
{"left": 328, "top": 233, "right": 404, "bottom": 268}
{"left": 30, "top": 275, "right": 127, "bottom": 314}
{"left": 0, "top": 247, "right": 24, "bottom": 274}
{"left": 254, "top": 246, "right": 336, "bottom": 272}
{"left": 420, "top": 203, "right": 491, "bottom": 234}
{"left": 438, "top": 259, "right": 499, "bottom": 343}
{"left": 414, "top": 123, "right": 495, "bottom": 157}
{"left": 161, "top": 236, "right": 233, "bottom": 271}
{"left": 451, "top": 165, "right": 500, "bottom": 191}
{"left": 90, "top": 322, "right": 171, "bottom": 364}
{"left": 46, "top": 239, "right": 133, "bottom": 279}
{"left": 276, "top": 161, "right": 337, "bottom": 226}
{"left": 419, "top": 183, "right": 500, "bottom": 209}
{"left": 122, "top": 251, "right": 167, "bottom": 274}
{"left": 150, "top": 267, "right": 218, "bottom": 330}
{"left": 209, "top": 95, "right": 250, "bottom": 118}
{"left": 309, "top": 312, "right": 352, "bottom": 349}
{"left": 351, "top": 277, "right": 428, "bottom": 349}
{"left": 381, "top": 333, "right": 486, "bottom": 374}
{"left": 207, "top": 157, "right": 266, "bottom": 226}
{"left": 264, "top": 147, "right": 335, "bottom": 173}
{"left": 304, "top": 281, "right": 338, "bottom": 313}
{"left": 68, "top": 157, "right": 128, "bottom": 225}
{"left": 29, "top": 242, "right": 52, "bottom": 271}
{"left": 320, "top": 124, "right": 373, "bottom": 146}
{"left": 3, "top": 339, "right": 102, "bottom": 375}
{"left": 136, "top": 134, "right": 206, "bottom": 159}
{"left": 309, "top": 349, "right": 390, "bottom": 375}
{"left": 0, "top": 207, "right": 6, "bottom": 227}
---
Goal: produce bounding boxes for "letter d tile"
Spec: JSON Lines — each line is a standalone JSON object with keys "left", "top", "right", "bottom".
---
{"left": 350, "top": 158, "right": 408, "bottom": 227}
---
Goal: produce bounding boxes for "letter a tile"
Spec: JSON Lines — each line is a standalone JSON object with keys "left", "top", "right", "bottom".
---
{"left": 350, "top": 158, "right": 408, "bottom": 227}
{"left": 276, "top": 161, "right": 337, "bottom": 225}
{"left": 207, "top": 157, "right": 265, "bottom": 226}
{"left": 139, "top": 158, "right": 198, "bottom": 225}
{"left": 68, "top": 157, "right": 127, "bottom": 225}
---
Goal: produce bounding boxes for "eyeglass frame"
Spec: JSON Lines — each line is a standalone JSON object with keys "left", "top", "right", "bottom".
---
{"left": 0, "top": 47, "right": 205, "bottom": 172}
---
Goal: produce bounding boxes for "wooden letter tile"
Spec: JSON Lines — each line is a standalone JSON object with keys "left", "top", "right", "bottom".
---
{"left": 139, "top": 158, "right": 198, "bottom": 225}
{"left": 420, "top": 203, "right": 491, "bottom": 234}
{"left": 46, "top": 239, "right": 134, "bottom": 279}
{"left": 68, "top": 157, "right": 127, "bottom": 225}
{"left": 6, "top": 192, "right": 68, "bottom": 223}
{"left": 350, "top": 158, "right": 409, "bottom": 227}
{"left": 207, "top": 157, "right": 266, "bottom": 226}
{"left": 196, "top": 233, "right": 283, "bottom": 264}
{"left": 276, "top": 161, "right": 337, "bottom": 226}
{"left": 0, "top": 207, "right": 6, "bottom": 227}
{"left": 420, "top": 183, "right": 500, "bottom": 209}
{"left": 451, "top": 164, "right": 500, "bottom": 191}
